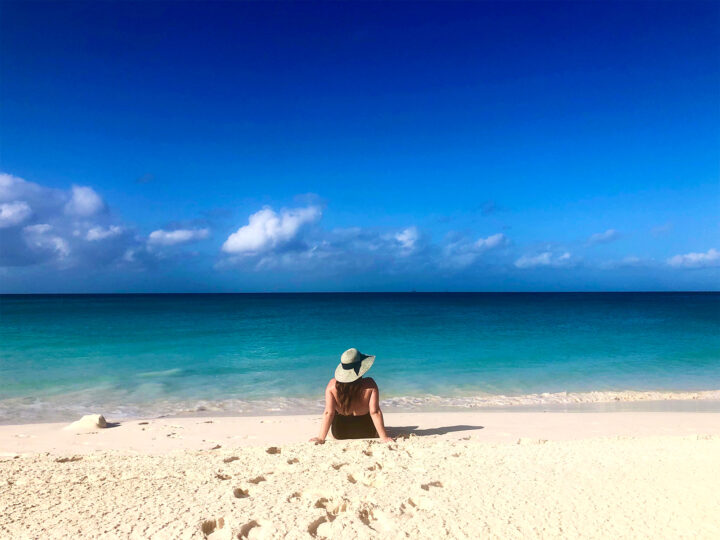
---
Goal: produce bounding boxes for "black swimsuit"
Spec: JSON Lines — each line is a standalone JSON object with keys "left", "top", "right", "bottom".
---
{"left": 331, "top": 413, "right": 379, "bottom": 440}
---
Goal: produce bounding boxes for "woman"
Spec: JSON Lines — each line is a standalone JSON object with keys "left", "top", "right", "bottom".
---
{"left": 310, "top": 348, "right": 392, "bottom": 443}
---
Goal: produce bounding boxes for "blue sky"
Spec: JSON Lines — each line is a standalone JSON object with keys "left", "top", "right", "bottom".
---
{"left": 0, "top": 1, "right": 718, "bottom": 292}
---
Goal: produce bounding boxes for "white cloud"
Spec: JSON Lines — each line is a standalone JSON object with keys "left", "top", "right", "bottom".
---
{"left": 395, "top": 227, "right": 419, "bottom": 252}
{"left": 667, "top": 248, "right": 720, "bottom": 269}
{"left": 439, "top": 232, "right": 509, "bottom": 269}
{"left": 587, "top": 229, "right": 620, "bottom": 245}
{"left": 515, "top": 251, "right": 572, "bottom": 269}
{"left": 0, "top": 173, "right": 62, "bottom": 208}
{"left": 64, "top": 185, "right": 105, "bottom": 217}
{"left": 24, "top": 223, "right": 51, "bottom": 234}
{"left": 86, "top": 225, "right": 123, "bottom": 241}
{"left": 22, "top": 224, "right": 70, "bottom": 258}
{"left": 0, "top": 201, "right": 32, "bottom": 228}
{"left": 0, "top": 172, "right": 212, "bottom": 270}
{"left": 475, "top": 233, "right": 508, "bottom": 250}
{"left": 222, "top": 205, "right": 321, "bottom": 254}
{"left": 148, "top": 228, "right": 210, "bottom": 247}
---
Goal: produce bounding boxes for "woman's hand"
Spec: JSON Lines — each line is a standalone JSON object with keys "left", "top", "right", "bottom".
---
{"left": 379, "top": 436, "right": 394, "bottom": 443}
{"left": 309, "top": 437, "right": 325, "bottom": 444}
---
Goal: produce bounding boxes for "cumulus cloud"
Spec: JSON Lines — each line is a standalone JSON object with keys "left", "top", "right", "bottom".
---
{"left": 0, "top": 201, "right": 32, "bottom": 228}
{"left": 86, "top": 225, "right": 124, "bottom": 241}
{"left": 475, "top": 233, "right": 508, "bottom": 250}
{"left": 587, "top": 229, "right": 620, "bottom": 245}
{"left": 515, "top": 251, "right": 572, "bottom": 269}
{"left": 0, "top": 172, "right": 149, "bottom": 269}
{"left": 667, "top": 248, "right": 720, "bottom": 269}
{"left": 148, "top": 228, "right": 210, "bottom": 247}
{"left": 439, "top": 232, "right": 509, "bottom": 269}
{"left": 64, "top": 185, "right": 105, "bottom": 217}
{"left": 394, "top": 227, "right": 419, "bottom": 253}
{"left": 222, "top": 206, "right": 321, "bottom": 255}
{"left": 23, "top": 224, "right": 70, "bottom": 258}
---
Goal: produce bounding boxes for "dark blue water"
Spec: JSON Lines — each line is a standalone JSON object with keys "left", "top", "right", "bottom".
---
{"left": 1, "top": 293, "right": 718, "bottom": 422}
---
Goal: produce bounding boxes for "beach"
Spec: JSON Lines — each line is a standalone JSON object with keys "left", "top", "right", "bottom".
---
{"left": 2, "top": 294, "right": 719, "bottom": 537}
{"left": 2, "top": 411, "right": 720, "bottom": 539}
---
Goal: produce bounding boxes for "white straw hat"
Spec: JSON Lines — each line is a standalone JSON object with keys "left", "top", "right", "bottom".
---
{"left": 334, "top": 348, "right": 375, "bottom": 383}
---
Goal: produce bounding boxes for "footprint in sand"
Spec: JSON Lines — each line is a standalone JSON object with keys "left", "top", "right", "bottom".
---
{"left": 357, "top": 507, "right": 379, "bottom": 529}
{"left": 315, "top": 497, "right": 348, "bottom": 514}
{"left": 248, "top": 475, "right": 266, "bottom": 484}
{"left": 286, "top": 458, "right": 299, "bottom": 464}
{"left": 331, "top": 462, "right": 347, "bottom": 470}
{"left": 265, "top": 446, "right": 281, "bottom": 455}
{"left": 239, "top": 519, "right": 273, "bottom": 538}
{"left": 421, "top": 481, "right": 443, "bottom": 491}
{"left": 233, "top": 487, "right": 250, "bottom": 499}
{"left": 215, "top": 472, "right": 231, "bottom": 481}
{"left": 238, "top": 520, "right": 259, "bottom": 538}
{"left": 307, "top": 515, "right": 332, "bottom": 537}
{"left": 308, "top": 497, "right": 351, "bottom": 536}
{"left": 403, "top": 495, "right": 434, "bottom": 511}
{"left": 223, "top": 456, "right": 239, "bottom": 463}
{"left": 200, "top": 516, "right": 226, "bottom": 536}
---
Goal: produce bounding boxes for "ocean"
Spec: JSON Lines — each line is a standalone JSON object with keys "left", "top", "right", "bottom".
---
{"left": 1, "top": 293, "right": 718, "bottom": 423}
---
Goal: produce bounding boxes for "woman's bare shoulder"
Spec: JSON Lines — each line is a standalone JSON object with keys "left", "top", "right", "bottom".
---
{"left": 362, "top": 377, "right": 378, "bottom": 389}
{"left": 326, "top": 378, "right": 337, "bottom": 390}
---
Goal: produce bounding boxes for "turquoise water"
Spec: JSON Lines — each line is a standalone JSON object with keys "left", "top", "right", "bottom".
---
{"left": 1, "top": 293, "right": 718, "bottom": 422}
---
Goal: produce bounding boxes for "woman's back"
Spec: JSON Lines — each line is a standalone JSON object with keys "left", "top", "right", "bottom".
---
{"left": 330, "top": 377, "right": 376, "bottom": 416}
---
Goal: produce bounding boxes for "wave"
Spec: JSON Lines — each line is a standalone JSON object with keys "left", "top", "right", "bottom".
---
{"left": 381, "top": 389, "right": 720, "bottom": 409}
{"left": 1, "top": 389, "right": 720, "bottom": 424}
{"left": 137, "top": 368, "right": 185, "bottom": 378}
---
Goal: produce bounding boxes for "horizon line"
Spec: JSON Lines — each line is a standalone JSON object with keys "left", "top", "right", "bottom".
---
{"left": 1, "top": 291, "right": 718, "bottom": 296}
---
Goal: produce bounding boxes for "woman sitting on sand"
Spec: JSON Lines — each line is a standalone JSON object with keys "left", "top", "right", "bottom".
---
{"left": 310, "top": 348, "right": 393, "bottom": 444}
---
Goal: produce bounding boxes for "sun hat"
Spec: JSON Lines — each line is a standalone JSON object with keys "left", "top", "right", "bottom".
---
{"left": 334, "top": 348, "right": 375, "bottom": 383}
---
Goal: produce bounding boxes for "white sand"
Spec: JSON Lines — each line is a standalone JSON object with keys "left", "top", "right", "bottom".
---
{"left": 1, "top": 412, "right": 719, "bottom": 538}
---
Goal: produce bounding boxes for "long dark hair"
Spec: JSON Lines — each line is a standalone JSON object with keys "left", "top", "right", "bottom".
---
{"left": 336, "top": 378, "right": 364, "bottom": 415}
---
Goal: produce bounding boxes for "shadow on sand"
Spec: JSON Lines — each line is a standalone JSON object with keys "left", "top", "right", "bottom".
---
{"left": 386, "top": 425, "right": 484, "bottom": 437}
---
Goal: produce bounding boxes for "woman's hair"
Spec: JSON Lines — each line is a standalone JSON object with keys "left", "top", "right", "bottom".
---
{"left": 335, "top": 378, "right": 364, "bottom": 415}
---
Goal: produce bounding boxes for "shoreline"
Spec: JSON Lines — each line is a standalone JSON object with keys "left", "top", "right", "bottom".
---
{"left": 2, "top": 389, "right": 720, "bottom": 426}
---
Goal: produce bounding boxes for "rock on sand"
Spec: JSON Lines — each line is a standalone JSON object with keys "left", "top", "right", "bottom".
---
{"left": 63, "top": 414, "right": 108, "bottom": 431}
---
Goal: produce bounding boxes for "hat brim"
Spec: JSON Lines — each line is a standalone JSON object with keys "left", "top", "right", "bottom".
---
{"left": 334, "top": 355, "right": 375, "bottom": 383}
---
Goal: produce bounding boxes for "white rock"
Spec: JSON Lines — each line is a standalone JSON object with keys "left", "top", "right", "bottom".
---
{"left": 64, "top": 414, "right": 108, "bottom": 431}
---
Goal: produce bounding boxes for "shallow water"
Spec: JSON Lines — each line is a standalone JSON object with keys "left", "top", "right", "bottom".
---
{"left": 1, "top": 293, "right": 718, "bottom": 422}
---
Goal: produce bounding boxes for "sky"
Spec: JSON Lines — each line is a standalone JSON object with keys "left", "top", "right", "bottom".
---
{"left": 0, "top": 0, "right": 718, "bottom": 292}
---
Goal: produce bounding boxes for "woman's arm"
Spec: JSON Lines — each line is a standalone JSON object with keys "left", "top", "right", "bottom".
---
{"left": 310, "top": 380, "right": 336, "bottom": 444}
{"left": 368, "top": 383, "right": 392, "bottom": 443}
